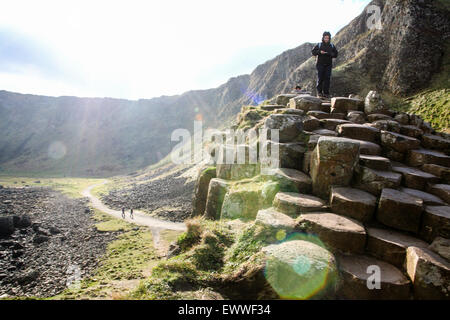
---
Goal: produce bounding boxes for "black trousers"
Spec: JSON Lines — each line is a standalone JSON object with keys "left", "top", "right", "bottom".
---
{"left": 316, "top": 63, "right": 332, "bottom": 95}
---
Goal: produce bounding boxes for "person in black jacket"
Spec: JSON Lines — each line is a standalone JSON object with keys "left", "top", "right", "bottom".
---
{"left": 311, "top": 31, "right": 338, "bottom": 98}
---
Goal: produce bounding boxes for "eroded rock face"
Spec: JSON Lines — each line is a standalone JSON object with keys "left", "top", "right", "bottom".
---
{"left": 330, "top": 187, "right": 377, "bottom": 223}
{"left": 262, "top": 240, "right": 338, "bottom": 299}
{"left": 204, "top": 178, "right": 230, "bottom": 220}
{"left": 255, "top": 208, "right": 296, "bottom": 232}
{"left": 429, "top": 237, "right": 450, "bottom": 262}
{"left": 330, "top": 97, "right": 363, "bottom": 114}
{"left": 263, "top": 114, "right": 304, "bottom": 143}
{"left": 310, "top": 137, "right": 360, "bottom": 198}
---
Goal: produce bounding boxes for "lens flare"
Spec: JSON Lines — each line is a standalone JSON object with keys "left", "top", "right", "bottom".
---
{"left": 263, "top": 233, "right": 337, "bottom": 300}
{"left": 48, "top": 141, "right": 67, "bottom": 160}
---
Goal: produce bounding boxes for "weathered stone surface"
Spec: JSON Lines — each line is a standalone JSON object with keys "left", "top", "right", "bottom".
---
{"left": 259, "top": 104, "right": 285, "bottom": 111}
{"left": 307, "top": 110, "right": 329, "bottom": 119}
{"left": 330, "top": 187, "right": 376, "bottom": 223}
{"left": 367, "top": 114, "right": 393, "bottom": 122}
{"left": 260, "top": 168, "right": 312, "bottom": 194}
{"left": 408, "top": 149, "right": 450, "bottom": 167}
{"left": 312, "top": 129, "right": 338, "bottom": 136}
{"left": 364, "top": 91, "right": 389, "bottom": 115}
{"left": 262, "top": 140, "right": 305, "bottom": 170}
{"left": 422, "top": 164, "right": 450, "bottom": 184}
{"left": 359, "top": 155, "right": 392, "bottom": 171}
{"left": 406, "top": 246, "right": 450, "bottom": 300}
{"left": 400, "top": 188, "right": 446, "bottom": 206}
{"left": 330, "top": 97, "right": 363, "bottom": 114}
{"left": 275, "top": 94, "right": 297, "bottom": 106}
{"left": 320, "top": 119, "right": 351, "bottom": 131}
{"left": 192, "top": 167, "right": 216, "bottom": 216}
{"left": 392, "top": 164, "right": 440, "bottom": 190}
{"left": 336, "top": 124, "right": 380, "bottom": 142}
{"left": 427, "top": 184, "right": 450, "bottom": 204}
{"left": 262, "top": 240, "right": 338, "bottom": 299}
{"left": 395, "top": 113, "right": 410, "bottom": 125}
{"left": 400, "top": 125, "right": 423, "bottom": 139}
{"left": 0, "top": 216, "right": 15, "bottom": 237}
{"left": 377, "top": 188, "right": 423, "bottom": 233}
{"left": 204, "top": 178, "right": 230, "bottom": 220}
{"left": 289, "top": 95, "right": 322, "bottom": 112}
{"left": 336, "top": 254, "right": 411, "bottom": 300}
{"left": 429, "top": 237, "right": 450, "bottom": 261}
{"left": 420, "top": 206, "right": 450, "bottom": 243}
{"left": 353, "top": 166, "right": 402, "bottom": 196}
{"left": 216, "top": 163, "right": 260, "bottom": 181}
{"left": 369, "top": 119, "right": 401, "bottom": 133}
{"left": 264, "top": 114, "right": 304, "bottom": 143}
{"left": 366, "top": 227, "right": 428, "bottom": 268}
{"left": 303, "top": 116, "right": 320, "bottom": 131}
{"left": 302, "top": 151, "right": 312, "bottom": 174}
{"left": 422, "top": 134, "right": 450, "bottom": 151}
{"left": 295, "top": 213, "right": 366, "bottom": 254}
{"left": 383, "top": 147, "right": 406, "bottom": 162}
{"left": 310, "top": 137, "right": 360, "bottom": 198}
{"left": 273, "top": 192, "right": 328, "bottom": 217}
{"left": 255, "top": 208, "right": 296, "bottom": 232}
{"left": 320, "top": 102, "right": 331, "bottom": 113}
{"left": 344, "top": 138, "right": 381, "bottom": 156}
{"left": 346, "top": 111, "right": 366, "bottom": 124}
{"left": 221, "top": 187, "right": 260, "bottom": 221}
{"left": 275, "top": 108, "right": 305, "bottom": 116}
{"left": 381, "top": 131, "right": 421, "bottom": 153}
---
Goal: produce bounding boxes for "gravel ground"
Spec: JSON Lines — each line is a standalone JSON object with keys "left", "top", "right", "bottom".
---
{"left": 0, "top": 187, "right": 120, "bottom": 298}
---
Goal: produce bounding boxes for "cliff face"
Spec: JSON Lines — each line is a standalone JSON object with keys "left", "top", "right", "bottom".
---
{"left": 287, "top": 0, "right": 450, "bottom": 96}
{"left": 0, "top": 0, "right": 448, "bottom": 176}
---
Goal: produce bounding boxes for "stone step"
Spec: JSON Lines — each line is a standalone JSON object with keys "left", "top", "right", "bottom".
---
{"left": 369, "top": 120, "right": 401, "bottom": 133}
{"left": 427, "top": 184, "right": 450, "bottom": 204}
{"left": 312, "top": 129, "right": 338, "bottom": 137}
{"left": 259, "top": 104, "right": 285, "bottom": 111}
{"left": 359, "top": 155, "right": 392, "bottom": 171}
{"left": 400, "top": 188, "right": 446, "bottom": 206}
{"left": 376, "top": 188, "right": 424, "bottom": 233}
{"left": 320, "top": 102, "right": 331, "bottom": 113}
{"left": 330, "top": 97, "right": 363, "bottom": 114}
{"left": 429, "top": 237, "right": 450, "bottom": 261}
{"left": 289, "top": 95, "right": 322, "bottom": 112}
{"left": 320, "top": 119, "right": 351, "bottom": 131}
{"left": 421, "top": 164, "right": 450, "bottom": 184}
{"left": 275, "top": 94, "right": 297, "bottom": 106}
{"left": 368, "top": 114, "right": 394, "bottom": 122}
{"left": 408, "top": 149, "right": 450, "bottom": 168}
{"left": 346, "top": 111, "right": 366, "bottom": 124}
{"left": 263, "top": 114, "right": 304, "bottom": 143}
{"left": 419, "top": 205, "right": 450, "bottom": 243}
{"left": 353, "top": 167, "right": 402, "bottom": 196}
{"left": 336, "top": 123, "right": 380, "bottom": 142}
{"left": 366, "top": 227, "right": 428, "bottom": 269}
{"left": 307, "top": 110, "right": 329, "bottom": 119}
{"left": 400, "top": 125, "right": 423, "bottom": 139}
{"left": 380, "top": 130, "right": 421, "bottom": 153}
{"left": 344, "top": 138, "right": 381, "bottom": 156}
{"left": 406, "top": 246, "right": 450, "bottom": 299}
{"left": 336, "top": 254, "right": 411, "bottom": 300}
{"left": 273, "top": 192, "right": 328, "bottom": 217}
{"left": 391, "top": 163, "right": 440, "bottom": 190}
{"left": 255, "top": 208, "right": 296, "bottom": 232}
{"left": 421, "top": 134, "right": 450, "bottom": 152}
{"left": 295, "top": 212, "right": 366, "bottom": 254}
{"left": 262, "top": 141, "right": 306, "bottom": 171}
{"left": 261, "top": 168, "right": 312, "bottom": 194}
{"left": 330, "top": 187, "right": 377, "bottom": 223}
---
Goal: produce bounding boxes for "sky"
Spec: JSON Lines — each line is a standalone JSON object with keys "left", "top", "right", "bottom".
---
{"left": 0, "top": 0, "right": 371, "bottom": 100}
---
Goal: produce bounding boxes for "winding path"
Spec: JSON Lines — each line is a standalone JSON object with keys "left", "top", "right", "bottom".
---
{"left": 81, "top": 181, "right": 186, "bottom": 242}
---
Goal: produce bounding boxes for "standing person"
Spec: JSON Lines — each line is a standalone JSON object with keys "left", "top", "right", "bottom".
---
{"left": 121, "top": 207, "right": 125, "bottom": 219}
{"left": 311, "top": 31, "right": 338, "bottom": 99}
{"left": 130, "top": 208, "right": 134, "bottom": 220}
